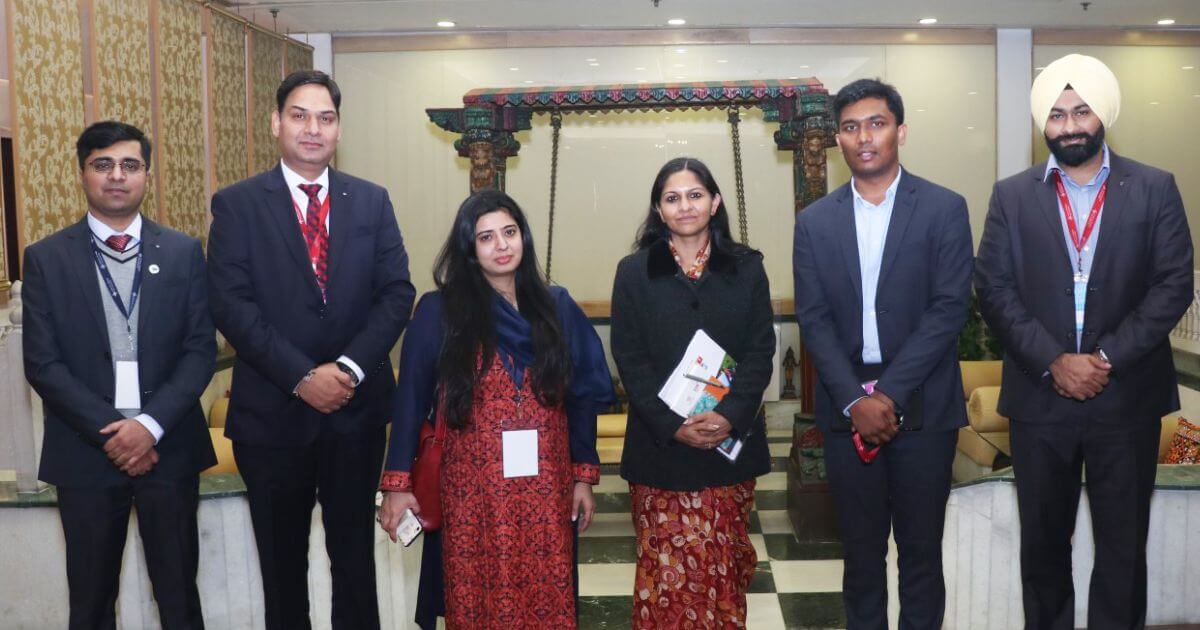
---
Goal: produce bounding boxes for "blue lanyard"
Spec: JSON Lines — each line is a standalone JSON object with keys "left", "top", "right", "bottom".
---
{"left": 90, "top": 239, "right": 143, "bottom": 330}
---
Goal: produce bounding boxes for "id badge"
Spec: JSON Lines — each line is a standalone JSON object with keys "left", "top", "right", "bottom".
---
{"left": 502, "top": 429, "right": 539, "bottom": 478}
{"left": 114, "top": 361, "right": 141, "bottom": 410}
{"left": 1073, "top": 273, "right": 1088, "bottom": 339}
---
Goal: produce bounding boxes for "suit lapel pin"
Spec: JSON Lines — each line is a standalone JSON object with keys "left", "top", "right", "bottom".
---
{"left": 149, "top": 264, "right": 161, "bottom": 274}
{"left": 342, "top": 191, "right": 348, "bottom": 196}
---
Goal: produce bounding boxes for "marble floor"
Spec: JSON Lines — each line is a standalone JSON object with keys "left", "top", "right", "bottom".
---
{"left": 578, "top": 432, "right": 849, "bottom": 629}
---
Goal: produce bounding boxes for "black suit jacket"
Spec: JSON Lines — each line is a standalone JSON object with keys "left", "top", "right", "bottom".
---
{"left": 23, "top": 218, "right": 217, "bottom": 487}
{"left": 207, "top": 165, "right": 415, "bottom": 447}
{"left": 793, "top": 170, "right": 973, "bottom": 433}
{"left": 974, "top": 153, "right": 1193, "bottom": 422}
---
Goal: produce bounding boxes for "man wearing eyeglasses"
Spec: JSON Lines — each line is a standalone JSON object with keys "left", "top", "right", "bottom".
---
{"left": 22, "top": 120, "right": 216, "bottom": 629}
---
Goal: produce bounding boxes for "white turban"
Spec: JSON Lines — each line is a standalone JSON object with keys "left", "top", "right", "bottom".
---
{"left": 1030, "top": 53, "right": 1121, "bottom": 134}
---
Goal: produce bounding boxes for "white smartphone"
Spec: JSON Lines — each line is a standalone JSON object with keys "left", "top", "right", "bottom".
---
{"left": 396, "top": 508, "right": 423, "bottom": 547}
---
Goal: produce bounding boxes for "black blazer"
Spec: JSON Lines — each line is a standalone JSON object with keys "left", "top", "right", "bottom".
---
{"left": 207, "top": 166, "right": 416, "bottom": 446}
{"left": 611, "top": 240, "right": 773, "bottom": 491}
{"left": 23, "top": 218, "right": 217, "bottom": 487}
{"left": 793, "top": 170, "right": 973, "bottom": 433}
{"left": 974, "top": 153, "right": 1193, "bottom": 423}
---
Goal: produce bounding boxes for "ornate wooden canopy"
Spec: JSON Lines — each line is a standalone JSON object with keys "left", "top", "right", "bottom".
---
{"left": 427, "top": 78, "right": 837, "bottom": 215}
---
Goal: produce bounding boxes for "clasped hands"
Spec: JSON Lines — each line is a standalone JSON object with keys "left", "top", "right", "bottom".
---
{"left": 849, "top": 389, "right": 900, "bottom": 446}
{"left": 100, "top": 419, "right": 157, "bottom": 476}
{"left": 1049, "top": 351, "right": 1111, "bottom": 401}
{"left": 674, "top": 411, "right": 733, "bottom": 450}
{"left": 297, "top": 362, "right": 356, "bottom": 414}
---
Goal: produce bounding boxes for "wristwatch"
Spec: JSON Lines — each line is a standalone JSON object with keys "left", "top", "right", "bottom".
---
{"left": 1096, "top": 348, "right": 1111, "bottom": 365}
{"left": 335, "top": 360, "right": 360, "bottom": 387}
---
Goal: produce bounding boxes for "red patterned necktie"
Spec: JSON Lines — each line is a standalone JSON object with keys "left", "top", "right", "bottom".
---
{"left": 297, "top": 183, "right": 329, "bottom": 297}
{"left": 105, "top": 234, "right": 132, "bottom": 252}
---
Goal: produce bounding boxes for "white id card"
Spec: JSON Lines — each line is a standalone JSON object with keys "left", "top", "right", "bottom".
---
{"left": 114, "top": 361, "right": 141, "bottom": 410}
{"left": 502, "top": 429, "right": 539, "bottom": 478}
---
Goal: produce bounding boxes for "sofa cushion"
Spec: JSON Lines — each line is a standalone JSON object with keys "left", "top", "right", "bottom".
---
{"left": 960, "top": 360, "right": 1003, "bottom": 400}
{"left": 597, "top": 414, "right": 627, "bottom": 438}
{"left": 1163, "top": 417, "right": 1200, "bottom": 464}
{"left": 203, "top": 428, "right": 238, "bottom": 475}
{"left": 967, "top": 386, "right": 1009, "bottom": 433}
{"left": 957, "top": 427, "right": 1002, "bottom": 468}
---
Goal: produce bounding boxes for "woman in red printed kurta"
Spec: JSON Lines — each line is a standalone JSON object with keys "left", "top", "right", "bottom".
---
{"left": 378, "top": 190, "right": 614, "bottom": 629}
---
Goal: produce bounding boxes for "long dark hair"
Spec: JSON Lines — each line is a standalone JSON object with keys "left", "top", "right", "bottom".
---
{"left": 633, "top": 156, "right": 752, "bottom": 257}
{"left": 433, "top": 189, "right": 571, "bottom": 428}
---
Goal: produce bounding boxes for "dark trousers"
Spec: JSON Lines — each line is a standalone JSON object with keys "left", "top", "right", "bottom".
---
{"left": 1010, "top": 416, "right": 1160, "bottom": 630}
{"left": 822, "top": 428, "right": 957, "bottom": 630}
{"left": 57, "top": 476, "right": 204, "bottom": 630}
{"left": 234, "top": 425, "right": 386, "bottom": 630}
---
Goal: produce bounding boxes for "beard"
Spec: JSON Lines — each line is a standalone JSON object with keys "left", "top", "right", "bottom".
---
{"left": 1046, "top": 125, "right": 1105, "bottom": 167}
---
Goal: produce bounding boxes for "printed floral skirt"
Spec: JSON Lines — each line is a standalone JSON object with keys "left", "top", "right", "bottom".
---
{"left": 629, "top": 479, "right": 758, "bottom": 629}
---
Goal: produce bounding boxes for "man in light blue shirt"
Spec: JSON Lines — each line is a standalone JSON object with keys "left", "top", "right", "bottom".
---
{"left": 794, "top": 79, "right": 973, "bottom": 629}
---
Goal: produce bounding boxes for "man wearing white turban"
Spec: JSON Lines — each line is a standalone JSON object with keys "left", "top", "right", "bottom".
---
{"left": 975, "top": 54, "right": 1193, "bottom": 629}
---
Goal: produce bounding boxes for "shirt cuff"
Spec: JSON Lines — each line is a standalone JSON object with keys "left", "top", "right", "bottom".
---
{"left": 843, "top": 395, "right": 869, "bottom": 418}
{"left": 133, "top": 413, "right": 164, "bottom": 444}
{"left": 337, "top": 355, "right": 365, "bottom": 387}
{"left": 572, "top": 463, "right": 600, "bottom": 485}
{"left": 379, "top": 471, "right": 412, "bottom": 492}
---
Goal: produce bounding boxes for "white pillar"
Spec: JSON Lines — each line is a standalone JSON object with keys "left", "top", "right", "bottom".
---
{"left": 0, "top": 281, "right": 41, "bottom": 494}
{"left": 996, "top": 29, "right": 1034, "bottom": 179}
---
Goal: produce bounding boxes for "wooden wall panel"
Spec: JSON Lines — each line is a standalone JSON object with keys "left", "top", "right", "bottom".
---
{"left": 247, "top": 30, "right": 282, "bottom": 176}
{"left": 7, "top": 0, "right": 86, "bottom": 249}
{"left": 154, "top": 0, "right": 206, "bottom": 240}
{"left": 92, "top": 0, "right": 157, "bottom": 218}
{"left": 207, "top": 10, "right": 247, "bottom": 190}
{"left": 284, "top": 42, "right": 313, "bottom": 75}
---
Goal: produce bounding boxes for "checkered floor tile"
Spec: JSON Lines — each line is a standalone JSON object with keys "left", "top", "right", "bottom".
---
{"left": 579, "top": 432, "right": 848, "bottom": 629}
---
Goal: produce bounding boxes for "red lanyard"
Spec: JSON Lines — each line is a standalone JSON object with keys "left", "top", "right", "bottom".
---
{"left": 1052, "top": 171, "right": 1107, "bottom": 272}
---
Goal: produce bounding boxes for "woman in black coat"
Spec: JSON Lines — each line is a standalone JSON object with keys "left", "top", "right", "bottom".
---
{"left": 611, "top": 156, "right": 775, "bottom": 628}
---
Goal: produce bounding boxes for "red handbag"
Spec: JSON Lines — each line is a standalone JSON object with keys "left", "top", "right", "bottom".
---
{"left": 410, "top": 416, "right": 446, "bottom": 532}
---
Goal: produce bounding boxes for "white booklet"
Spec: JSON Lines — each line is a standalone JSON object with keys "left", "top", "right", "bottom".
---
{"left": 657, "top": 330, "right": 745, "bottom": 462}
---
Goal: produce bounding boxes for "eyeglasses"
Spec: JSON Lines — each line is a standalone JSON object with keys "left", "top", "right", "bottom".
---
{"left": 88, "top": 158, "right": 147, "bottom": 174}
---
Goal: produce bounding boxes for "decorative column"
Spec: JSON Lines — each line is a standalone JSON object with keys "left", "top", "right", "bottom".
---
{"left": 428, "top": 105, "right": 533, "bottom": 192}
{"left": 766, "top": 93, "right": 836, "bottom": 414}
{"left": 0, "top": 281, "right": 42, "bottom": 494}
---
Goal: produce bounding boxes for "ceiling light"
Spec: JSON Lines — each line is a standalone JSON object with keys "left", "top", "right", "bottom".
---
{"left": 523, "top": 80, "right": 533, "bottom": 84}
{"left": 589, "top": 62, "right": 600, "bottom": 67}
{"left": 1158, "top": 18, "right": 1176, "bottom": 25}
{"left": 637, "top": 79, "right": 648, "bottom": 83}
{"left": 967, "top": 91, "right": 978, "bottom": 95}
{"left": 674, "top": 48, "right": 687, "bottom": 54}
{"left": 509, "top": 67, "right": 519, "bottom": 71}
{"left": 1184, "top": 66, "right": 1196, "bottom": 70}
{"left": 667, "top": 18, "right": 686, "bottom": 26}
{"left": 798, "top": 65, "right": 810, "bottom": 69}
{"left": 788, "top": 76, "right": 799, "bottom": 80}
{"left": 436, "top": 20, "right": 456, "bottom": 28}
{"left": 586, "top": 57, "right": 597, "bottom": 62}
{"left": 635, "top": 66, "right": 647, "bottom": 71}
{"left": 1150, "top": 101, "right": 1160, "bottom": 105}
{"left": 716, "top": 59, "right": 728, "bottom": 64}
{"left": 674, "top": 75, "right": 686, "bottom": 79}
{"left": 919, "top": 17, "right": 938, "bottom": 25}
{"left": 673, "top": 63, "right": 685, "bottom": 68}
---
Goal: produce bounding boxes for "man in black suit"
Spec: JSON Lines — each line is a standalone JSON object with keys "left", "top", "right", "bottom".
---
{"left": 207, "top": 70, "right": 414, "bottom": 630}
{"left": 793, "top": 79, "right": 973, "bottom": 629}
{"left": 975, "top": 54, "right": 1193, "bottom": 630}
{"left": 23, "top": 121, "right": 216, "bottom": 629}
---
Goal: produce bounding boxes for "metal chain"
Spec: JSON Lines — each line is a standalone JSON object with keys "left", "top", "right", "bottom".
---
{"left": 545, "top": 111, "right": 562, "bottom": 281}
{"left": 728, "top": 105, "right": 749, "bottom": 245}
